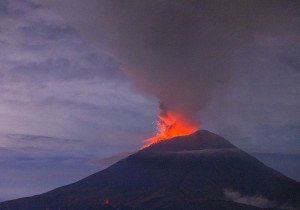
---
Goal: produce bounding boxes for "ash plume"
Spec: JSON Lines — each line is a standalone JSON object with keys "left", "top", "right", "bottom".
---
{"left": 45, "top": 0, "right": 299, "bottom": 125}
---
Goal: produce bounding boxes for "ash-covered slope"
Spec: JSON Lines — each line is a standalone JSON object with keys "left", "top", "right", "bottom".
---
{"left": 1, "top": 130, "right": 299, "bottom": 210}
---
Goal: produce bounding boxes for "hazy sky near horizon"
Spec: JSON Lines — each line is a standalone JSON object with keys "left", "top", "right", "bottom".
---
{"left": 0, "top": 0, "right": 299, "bottom": 201}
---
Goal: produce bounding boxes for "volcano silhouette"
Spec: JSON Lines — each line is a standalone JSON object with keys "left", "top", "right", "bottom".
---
{"left": 1, "top": 130, "right": 300, "bottom": 210}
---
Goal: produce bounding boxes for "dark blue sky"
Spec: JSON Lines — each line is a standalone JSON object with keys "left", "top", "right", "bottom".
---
{"left": 0, "top": 0, "right": 299, "bottom": 201}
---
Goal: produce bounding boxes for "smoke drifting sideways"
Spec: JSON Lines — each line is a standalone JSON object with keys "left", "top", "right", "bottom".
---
{"left": 45, "top": 0, "right": 299, "bottom": 129}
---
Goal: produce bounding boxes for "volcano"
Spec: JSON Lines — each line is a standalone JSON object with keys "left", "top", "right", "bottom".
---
{"left": 1, "top": 130, "right": 299, "bottom": 210}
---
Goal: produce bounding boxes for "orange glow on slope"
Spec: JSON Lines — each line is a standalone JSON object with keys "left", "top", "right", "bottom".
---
{"left": 143, "top": 111, "right": 199, "bottom": 148}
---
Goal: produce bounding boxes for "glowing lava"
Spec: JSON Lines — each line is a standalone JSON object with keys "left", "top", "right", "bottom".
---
{"left": 143, "top": 111, "right": 199, "bottom": 148}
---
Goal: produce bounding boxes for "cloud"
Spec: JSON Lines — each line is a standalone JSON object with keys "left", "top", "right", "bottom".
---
{"left": 0, "top": 0, "right": 156, "bottom": 148}
{"left": 224, "top": 189, "right": 294, "bottom": 209}
{"left": 0, "top": 79, "right": 155, "bottom": 146}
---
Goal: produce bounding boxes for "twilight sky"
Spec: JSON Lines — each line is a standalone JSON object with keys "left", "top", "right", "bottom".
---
{"left": 0, "top": 0, "right": 299, "bottom": 201}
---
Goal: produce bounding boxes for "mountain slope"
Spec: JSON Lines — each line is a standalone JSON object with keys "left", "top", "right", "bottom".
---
{"left": 1, "top": 130, "right": 299, "bottom": 210}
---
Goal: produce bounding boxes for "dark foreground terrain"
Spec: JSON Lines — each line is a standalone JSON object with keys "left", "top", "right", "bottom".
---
{"left": 1, "top": 130, "right": 299, "bottom": 210}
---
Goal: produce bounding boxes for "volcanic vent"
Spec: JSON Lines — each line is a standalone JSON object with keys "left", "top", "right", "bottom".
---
{"left": 1, "top": 130, "right": 300, "bottom": 210}
{"left": 143, "top": 104, "right": 199, "bottom": 148}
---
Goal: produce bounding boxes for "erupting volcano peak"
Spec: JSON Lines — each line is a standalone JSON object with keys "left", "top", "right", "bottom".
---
{"left": 143, "top": 110, "right": 199, "bottom": 148}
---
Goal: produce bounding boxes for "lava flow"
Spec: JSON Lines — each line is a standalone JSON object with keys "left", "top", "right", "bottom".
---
{"left": 143, "top": 111, "right": 199, "bottom": 148}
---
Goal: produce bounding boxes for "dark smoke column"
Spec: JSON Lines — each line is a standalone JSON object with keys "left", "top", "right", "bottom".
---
{"left": 46, "top": 0, "right": 299, "bottom": 138}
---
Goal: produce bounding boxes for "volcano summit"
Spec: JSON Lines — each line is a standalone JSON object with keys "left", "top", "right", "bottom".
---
{"left": 1, "top": 130, "right": 299, "bottom": 210}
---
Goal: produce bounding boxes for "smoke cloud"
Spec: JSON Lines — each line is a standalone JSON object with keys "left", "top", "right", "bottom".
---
{"left": 224, "top": 189, "right": 294, "bottom": 209}
{"left": 45, "top": 0, "right": 299, "bottom": 126}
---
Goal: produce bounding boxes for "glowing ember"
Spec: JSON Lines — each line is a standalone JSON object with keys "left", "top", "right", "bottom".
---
{"left": 104, "top": 199, "right": 110, "bottom": 205}
{"left": 143, "top": 111, "right": 198, "bottom": 148}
